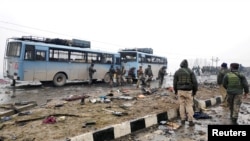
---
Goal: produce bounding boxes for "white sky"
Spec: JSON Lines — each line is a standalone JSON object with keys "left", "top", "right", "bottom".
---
{"left": 1, "top": 0, "right": 250, "bottom": 78}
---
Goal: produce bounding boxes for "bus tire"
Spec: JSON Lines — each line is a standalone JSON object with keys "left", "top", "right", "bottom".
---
{"left": 53, "top": 73, "right": 66, "bottom": 87}
{"left": 103, "top": 73, "right": 110, "bottom": 83}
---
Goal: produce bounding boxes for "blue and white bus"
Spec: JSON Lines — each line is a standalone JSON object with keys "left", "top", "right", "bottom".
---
{"left": 4, "top": 36, "right": 120, "bottom": 86}
{"left": 119, "top": 48, "right": 167, "bottom": 81}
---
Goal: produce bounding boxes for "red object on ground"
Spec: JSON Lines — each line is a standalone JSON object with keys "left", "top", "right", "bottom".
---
{"left": 42, "top": 116, "right": 56, "bottom": 124}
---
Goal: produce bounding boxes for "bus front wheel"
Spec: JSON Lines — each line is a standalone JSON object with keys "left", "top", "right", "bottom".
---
{"left": 53, "top": 73, "right": 66, "bottom": 87}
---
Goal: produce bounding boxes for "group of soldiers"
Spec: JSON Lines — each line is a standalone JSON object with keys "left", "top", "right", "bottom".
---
{"left": 136, "top": 65, "right": 167, "bottom": 89}
{"left": 88, "top": 63, "right": 168, "bottom": 88}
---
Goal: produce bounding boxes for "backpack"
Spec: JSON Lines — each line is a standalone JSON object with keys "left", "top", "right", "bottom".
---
{"left": 226, "top": 72, "right": 243, "bottom": 89}
{"left": 177, "top": 68, "right": 193, "bottom": 90}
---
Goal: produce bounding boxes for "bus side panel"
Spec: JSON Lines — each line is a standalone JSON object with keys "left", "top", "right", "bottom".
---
{"left": 67, "top": 62, "right": 88, "bottom": 81}
{"left": 46, "top": 62, "right": 70, "bottom": 81}
{"left": 93, "top": 64, "right": 110, "bottom": 81}
{"left": 150, "top": 64, "right": 163, "bottom": 80}
{"left": 23, "top": 61, "right": 47, "bottom": 81}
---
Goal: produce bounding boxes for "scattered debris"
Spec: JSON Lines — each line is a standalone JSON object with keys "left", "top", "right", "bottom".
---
{"left": 141, "top": 87, "right": 158, "bottom": 94}
{"left": 166, "top": 121, "right": 181, "bottom": 130}
{"left": 61, "top": 94, "right": 90, "bottom": 101}
{"left": 193, "top": 112, "right": 212, "bottom": 119}
{"left": 18, "top": 111, "right": 32, "bottom": 116}
{"left": 1, "top": 116, "right": 12, "bottom": 122}
{"left": 102, "top": 108, "right": 128, "bottom": 116}
{"left": 42, "top": 116, "right": 56, "bottom": 124}
{"left": 15, "top": 101, "right": 37, "bottom": 106}
{"left": 82, "top": 121, "right": 96, "bottom": 128}
{"left": 15, "top": 113, "right": 81, "bottom": 124}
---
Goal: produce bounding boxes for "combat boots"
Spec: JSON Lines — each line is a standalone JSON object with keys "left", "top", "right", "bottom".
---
{"left": 181, "top": 120, "right": 185, "bottom": 125}
{"left": 189, "top": 121, "right": 195, "bottom": 126}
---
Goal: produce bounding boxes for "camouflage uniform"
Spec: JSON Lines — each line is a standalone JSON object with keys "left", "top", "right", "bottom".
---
{"left": 120, "top": 66, "right": 126, "bottom": 85}
{"left": 173, "top": 59, "right": 198, "bottom": 126}
{"left": 158, "top": 66, "right": 167, "bottom": 88}
{"left": 88, "top": 63, "right": 96, "bottom": 85}
{"left": 217, "top": 63, "right": 230, "bottom": 105}
{"left": 222, "top": 63, "right": 249, "bottom": 125}
{"left": 116, "top": 66, "right": 122, "bottom": 86}
{"left": 136, "top": 66, "right": 144, "bottom": 88}
{"left": 144, "top": 65, "right": 153, "bottom": 88}
{"left": 127, "top": 67, "right": 136, "bottom": 84}
{"left": 109, "top": 65, "right": 116, "bottom": 87}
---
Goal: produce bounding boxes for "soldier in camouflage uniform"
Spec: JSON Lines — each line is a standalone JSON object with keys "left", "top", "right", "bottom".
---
{"left": 120, "top": 65, "right": 126, "bottom": 85}
{"left": 144, "top": 65, "right": 153, "bottom": 88}
{"left": 116, "top": 66, "right": 122, "bottom": 86}
{"left": 158, "top": 66, "right": 167, "bottom": 88}
{"left": 222, "top": 63, "right": 249, "bottom": 125}
{"left": 136, "top": 66, "right": 144, "bottom": 88}
{"left": 109, "top": 65, "right": 116, "bottom": 87}
{"left": 217, "top": 62, "right": 230, "bottom": 106}
{"left": 88, "top": 63, "right": 96, "bottom": 85}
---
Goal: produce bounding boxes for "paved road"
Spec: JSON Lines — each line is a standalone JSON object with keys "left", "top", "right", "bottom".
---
{"left": 112, "top": 101, "right": 250, "bottom": 141}
{"left": 1, "top": 75, "right": 249, "bottom": 141}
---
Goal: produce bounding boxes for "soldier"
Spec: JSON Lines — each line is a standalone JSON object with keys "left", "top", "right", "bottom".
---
{"left": 88, "top": 63, "right": 96, "bottom": 85}
{"left": 120, "top": 65, "right": 127, "bottom": 85}
{"left": 109, "top": 65, "right": 116, "bottom": 87}
{"left": 158, "top": 66, "right": 167, "bottom": 88}
{"left": 222, "top": 63, "right": 249, "bottom": 125}
{"left": 217, "top": 62, "right": 230, "bottom": 106}
{"left": 173, "top": 59, "right": 198, "bottom": 126}
{"left": 127, "top": 67, "right": 136, "bottom": 84}
{"left": 144, "top": 65, "right": 153, "bottom": 88}
{"left": 136, "top": 66, "right": 144, "bottom": 88}
{"left": 116, "top": 66, "right": 122, "bottom": 86}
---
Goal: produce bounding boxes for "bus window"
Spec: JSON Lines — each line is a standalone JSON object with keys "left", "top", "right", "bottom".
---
{"left": 138, "top": 54, "right": 145, "bottom": 63}
{"left": 70, "top": 51, "right": 87, "bottom": 63}
{"left": 24, "top": 45, "right": 35, "bottom": 60}
{"left": 49, "top": 48, "right": 69, "bottom": 62}
{"left": 102, "top": 53, "right": 113, "bottom": 64}
{"left": 121, "top": 52, "right": 137, "bottom": 62}
{"left": 87, "top": 52, "right": 99, "bottom": 63}
{"left": 6, "top": 42, "right": 21, "bottom": 57}
{"left": 36, "top": 50, "right": 46, "bottom": 61}
{"left": 115, "top": 57, "right": 120, "bottom": 65}
{"left": 145, "top": 55, "right": 152, "bottom": 63}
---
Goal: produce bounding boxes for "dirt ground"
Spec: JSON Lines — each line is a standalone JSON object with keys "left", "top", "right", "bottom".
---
{"left": 0, "top": 83, "right": 220, "bottom": 141}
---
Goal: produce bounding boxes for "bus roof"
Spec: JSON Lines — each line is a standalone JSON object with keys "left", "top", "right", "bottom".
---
{"left": 8, "top": 36, "right": 118, "bottom": 54}
{"left": 9, "top": 36, "right": 91, "bottom": 49}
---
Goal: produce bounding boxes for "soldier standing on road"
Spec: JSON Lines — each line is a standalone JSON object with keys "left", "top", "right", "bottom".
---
{"left": 128, "top": 67, "right": 136, "bottom": 84}
{"left": 116, "top": 66, "right": 122, "bottom": 86}
{"left": 121, "top": 65, "right": 127, "bottom": 85}
{"left": 173, "top": 59, "right": 198, "bottom": 126}
{"left": 109, "top": 64, "right": 116, "bottom": 87}
{"left": 158, "top": 66, "right": 167, "bottom": 89}
{"left": 88, "top": 63, "right": 96, "bottom": 85}
{"left": 144, "top": 65, "right": 153, "bottom": 88}
{"left": 217, "top": 62, "right": 230, "bottom": 106}
{"left": 136, "top": 66, "right": 144, "bottom": 88}
{"left": 222, "top": 63, "right": 249, "bottom": 125}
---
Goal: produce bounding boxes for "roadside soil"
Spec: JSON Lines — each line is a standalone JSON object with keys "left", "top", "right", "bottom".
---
{"left": 0, "top": 82, "right": 220, "bottom": 141}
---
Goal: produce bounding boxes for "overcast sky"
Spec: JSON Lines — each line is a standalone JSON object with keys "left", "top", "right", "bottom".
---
{"left": 1, "top": 0, "right": 250, "bottom": 78}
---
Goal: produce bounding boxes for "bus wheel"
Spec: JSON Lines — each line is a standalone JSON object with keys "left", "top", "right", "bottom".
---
{"left": 103, "top": 73, "right": 110, "bottom": 83}
{"left": 53, "top": 73, "right": 66, "bottom": 87}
